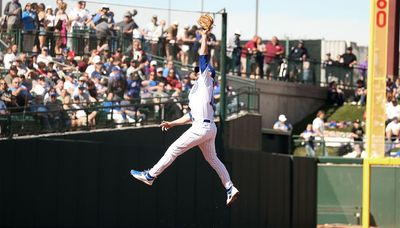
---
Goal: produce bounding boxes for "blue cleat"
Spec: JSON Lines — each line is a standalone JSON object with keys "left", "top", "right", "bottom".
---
{"left": 226, "top": 185, "right": 239, "bottom": 206}
{"left": 130, "top": 169, "right": 155, "bottom": 186}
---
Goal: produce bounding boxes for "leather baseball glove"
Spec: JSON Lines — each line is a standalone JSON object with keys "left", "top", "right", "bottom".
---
{"left": 197, "top": 14, "right": 214, "bottom": 31}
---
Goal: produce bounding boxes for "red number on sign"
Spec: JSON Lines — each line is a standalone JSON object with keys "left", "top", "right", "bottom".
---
{"left": 376, "top": 0, "right": 387, "bottom": 27}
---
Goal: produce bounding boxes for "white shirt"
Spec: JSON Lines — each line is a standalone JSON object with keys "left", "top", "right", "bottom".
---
{"left": 85, "top": 64, "right": 96, "bottom": 76}
{"left": 386, "top": 103, "right": 400, "bottom": 119}
{"left": 3, "top": 53, "right": 16, "bottom": 69}
{"left": 145, "top": 22, "right": 158, "bottom": 41}
{"left": 386, "top": 120, "right": 400, "bottom": 133}
{"left": 153, "top": 24, "right": 164, "bottom": 42}
{"left": 37, "top": 54, "right": 53, "bottom": 65}
{"left": 69, "top": 8, "right": 91, "bottom": 28}
{"left": 188, "top": 56, "right": 214, "bottom": 122}
{"left": 312, "top": 117, "right": 325, "bottom": 135}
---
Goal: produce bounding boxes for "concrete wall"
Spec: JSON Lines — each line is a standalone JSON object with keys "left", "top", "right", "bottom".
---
{"left": 256, "top": 80, "right": 327, "bottom": 129}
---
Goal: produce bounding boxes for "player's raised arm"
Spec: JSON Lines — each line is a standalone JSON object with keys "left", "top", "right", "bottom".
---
{"left": 199, "top": 29, "right": 209, "bottom": 56}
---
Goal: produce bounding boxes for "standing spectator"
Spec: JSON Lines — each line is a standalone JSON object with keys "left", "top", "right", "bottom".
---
{"left": 226, "top": 29, "right": 241, "bottom": 75}
{"left": 323, "top": 53, "right": 335, "bottom": 83}
{"left": 354, "top": 80, "right": 366, "bottom": 106}
{"left": 92, "top": 5, "right": 114, "bottom": 50}
{"left": 312, "top": 110, "right": 325, "bottom": 136}
{"left": 341, "top": 47, "right": 357, "bottom": 85}
{"left": 288, "top": 40, "right": 308, "bottom": 81}
{"left": 68, "top": 1, "right": 91, "bottom": 52}
{"left": 240, "top": 35, "right": 258, "bottom": 78}
{"left": 21, "top": 3, "right": 36, "bottom": 53}
{"left": 255, "top": 36, "right": 265, "bottom": 79}
{"left": 177, "top": 24, "right": 193, "bottom": 67}
{"left": 165, "top": 21, "right": 179, "bottom": 59}
{"left": 45, "top": 7, "right": 56, "bottom": 55}
{"left": 273, "top": 114, "right": 292, "bottom": 132}
{"left": 117, "top": 11, "right": 138, "bottom": 51}
{"left": 358, "top": 55, "right": 368, "bottom": 81}
{"left": 36, "top": 3, "right": 47, "bottom": 50}
{"left": 350, "top": 119, "right": 364, "bottom": 142}
{"left": 264, "top": 36, "right": 285, "bottom": 79}
{"left": 153, "top": 19, "right": 166, "bottom": 57}
{"left": 302, "top": 54, "right": 312, "bottom": 84}
{"left": 3, "top": 0, "right": 22, "bottom": 34}
{"left": 144, "top": 15, "right": 158, "bottom": 54}
{"left": 54, "top": 2, "right": 69, "bottom": 50}
{"left": 207, "top": 30, "right": 219, "bottom": 69}
{"left": 327, "top": 81, "right": 345, "bottom": 106}
{"left": 300, "top": 124, "right": 316, "bottom": 157}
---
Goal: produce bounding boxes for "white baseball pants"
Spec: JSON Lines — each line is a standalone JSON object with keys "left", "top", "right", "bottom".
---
{"left": 149, "top": 121, "right": 233, "bottom": 189}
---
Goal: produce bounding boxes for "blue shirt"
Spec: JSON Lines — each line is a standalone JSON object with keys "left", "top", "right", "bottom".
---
{"left": 22, "top": 11, "right": 36, "bottom": 31}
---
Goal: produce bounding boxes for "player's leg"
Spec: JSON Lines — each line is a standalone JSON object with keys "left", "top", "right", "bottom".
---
{"left": 198, "top": 134, "right": 239, "bottom": 206}
{"left": 131, "top": 126, "right": 207, "bottom": 185}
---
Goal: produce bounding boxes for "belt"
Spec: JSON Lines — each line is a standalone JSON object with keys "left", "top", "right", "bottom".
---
{"left": 192, "top": 118, "right": 211, "bottom": 123}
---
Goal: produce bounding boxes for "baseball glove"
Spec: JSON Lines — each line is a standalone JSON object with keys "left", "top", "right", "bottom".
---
{"left": 197, "top": 14, "right": 214, "bottom": 31}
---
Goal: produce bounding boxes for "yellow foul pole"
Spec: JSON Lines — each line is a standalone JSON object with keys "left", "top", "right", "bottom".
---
{"left": 362, "top": 0, "right": 389, "bottom": 227}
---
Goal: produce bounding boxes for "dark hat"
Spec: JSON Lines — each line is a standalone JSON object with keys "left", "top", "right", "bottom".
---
{"left": 354, "top": 119, "right": 360, "bottom": 124}
{"left": 347, "top": 47, "right": 353, "bottom": 51}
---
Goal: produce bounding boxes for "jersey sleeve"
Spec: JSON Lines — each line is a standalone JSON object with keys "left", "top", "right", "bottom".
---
{"left": 199, "top": 55, "right": 209, "bottom": 73}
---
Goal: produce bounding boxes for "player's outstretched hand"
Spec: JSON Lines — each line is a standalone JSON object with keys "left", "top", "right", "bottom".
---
{"left": 160, "top": 121, "right": 173, "bottom": 132}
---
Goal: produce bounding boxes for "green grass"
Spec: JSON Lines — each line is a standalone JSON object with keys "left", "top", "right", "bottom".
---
{"left": 325, "top": 104, "right": 365, "bottom": 122}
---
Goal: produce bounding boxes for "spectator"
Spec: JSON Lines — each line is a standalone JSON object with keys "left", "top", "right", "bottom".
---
{"left": 386, "top": 97, "right": 400, "bottom": 123}
{"left": 165, "top": 68, "right": 181, "bottom": 96}
{"left": 31, "top": 94, "right": 51, "bottom": 129}
{"left": 45, "top": 7, "right": 56, "bottom": 55}
{"left": 144, "top": 15, "right": 158, "bottom": 54}
{"left": 264, "top": 36, "right": 284, "bottom": 79}
{"left": 341, "top": 47, "right": 357, "bottom": 84}
{"left": 273, "top": 114, "right": 292, "bottom": 132}
{"left": 163, "top": 60, "right": 179, "bottom": 79}
{"left": 3, "top": 0, "right": 22, "bottom": 33}
{"left": 302, "top": 54, "right": 312, "bottom": 84}
{"left": 54, "top": 1, "right": 69, "bottom": 50}
{"left": 130, "top": 39, "right": 146, "bottom": 63}
{"left": 4, "top": 65, "right": 19, "bottom": 86}
{"left": 207, "top": 29, "right": 219, "bottom": 69}
{"left": 92, "top": 5, "right": 114, "bottom": 50}
{"left": 327, "top": 81, "right": 345, "bottom": 106}
{"left": 37, "top": 47, "right": 53, "bottom": 65}
{"left": 68, "top": 1, "right": 91, "bottom": 29}
{"left": 153, "top": 19, "right": 166, "bottom": 57}
{"left": 117, "top": 11, "right": 138, "bottom": 50}
{"left": 300, "top": 124, "right": 316, "bottom": 157}
{"left": 226, "top": 29, "right": 241, "bottom": 75}
{"left": 45, "top": 91, "right": 63, "bottom": 128}
{"left": 350, "top": 119, "right": 364, "bottom": 142}
{"left": 36, "top": 3, "right": 47, "bottom": 50}
{"left": 165, "top": 21, "right": 179, "bottom": 59}
{"left": 21, "top": 3, "right": 36, "bottom": 52}
{"left": 323, "top": 53, "right": 335, "bottom": 82}
{"left": 177, "top": 24, "right": 193, "bottom": 67}
{"left": 312, "top": 110, "right": 325, "bottom": 136}
{"left": 386, "top": 117, "right": 400, "bottom": 141}
{"left": 358, "top": 55, "right": 368, "bottom": 81}
{"left": 343, "top": 144, "right": 366, "bottom": 158}
{"left": 353, "top": 80, "right": 366, "bottom": 106}
{"left": 3, "top": 45, "right": 17, "bottom": 69}
{"left": 240, "top": 35, "right": 258, "bottom": 78}
{"left": 288, "top": 40, "right": 308, "bottom": 80}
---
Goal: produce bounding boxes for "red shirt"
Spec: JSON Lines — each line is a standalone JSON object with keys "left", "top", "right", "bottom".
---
{"left": 241, "top": 40, "right": 257, "bottom": 58}
{"left": 264, "top": 42, "right": 284, "bottom": 64}
{"left": 167, "top": 77, "right": 182, "bottom": 90}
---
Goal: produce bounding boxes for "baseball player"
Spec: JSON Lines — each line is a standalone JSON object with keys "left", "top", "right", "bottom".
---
{"left": 130, "top": 25, "right": 239, "bottom": 206}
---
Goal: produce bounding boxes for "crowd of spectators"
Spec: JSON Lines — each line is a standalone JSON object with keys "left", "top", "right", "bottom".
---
{"left": 0, "top": 2, "right": 231, "bottom": 132}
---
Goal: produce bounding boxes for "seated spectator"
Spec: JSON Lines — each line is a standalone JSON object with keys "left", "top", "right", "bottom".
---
{"left": 156, "top": 67, "right": 167, "bottom": 85}
{"left": 163, "top": 60, "right": 179, "bottom": 79}
{"left": 165, "top": 69, "right": 182, "bottom": 96}
{"left": 327, "top": 81, "right": 345, "bottom": 106}
{"left": 350, "top": 119, "right": 364, "bottom": 142}
{"left": 386, "top": 97, "right": 400, "bottom": 123}
{"left": 63, "top": 95, "right": 79, "bottom": 127}
{"left": 3, "top": 45, "right": 17, "bottom": 70}
{"left": 36, "top": 47, "right": 53, "bottom": 65}
{"left": 300, "top": 124, "right": 316, "bottom": 157}
{"left": 126, "top": 72, "right": 141, "bottom": 100}
{"left": 8, "top": 77, "right": 31, "bottom": 106}
{"left": 31, "top": 95, "right": 51, "bottom": 129}
{"left": 386, "top": 117, "right": 400, "bottom": 141}
{"left": 141, "top": 71, "right": 159, "bottom": 94}
{"left": 45, "top": 92, "right": 63, "bottom": 129}
{"left": 103, "top": 92, "right": 128, "bottom": 127}
{"left": 273, "top": 114, "right": 292, "bottom": 131}
{"left": 71, "top": 95, "right": 96, "bottom": 126}
{"left": 353, "top": 80, "right": 366, "bottom": 106}
{"left": 4, "top": 66, "right": 19, "bottom": 87}
{"left": 343, "top": 144, "right": 366, "bottom": 158}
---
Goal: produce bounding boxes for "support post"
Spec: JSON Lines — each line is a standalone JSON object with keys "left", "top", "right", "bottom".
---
{"left": 220, "top": 10, "right": 227, "bottom": 122}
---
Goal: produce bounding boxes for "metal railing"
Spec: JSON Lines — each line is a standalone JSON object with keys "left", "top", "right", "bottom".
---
{"left": 0, "top": 88, "right": 259, "bottom": 138}
{"left": 292, "top": 135, "right": 400, "bottom": 157}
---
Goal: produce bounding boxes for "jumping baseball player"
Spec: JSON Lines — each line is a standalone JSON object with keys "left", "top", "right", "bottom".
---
{"left": 130, "top": 16, "right": 239, "bottom": 206}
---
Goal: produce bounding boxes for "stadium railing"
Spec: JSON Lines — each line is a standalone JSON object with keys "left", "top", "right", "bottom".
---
{"left": 0, "top": 87, "right": 259, "bottom": 138}
{"left": 292, "top": 135, "right": 400, "bottom": 157}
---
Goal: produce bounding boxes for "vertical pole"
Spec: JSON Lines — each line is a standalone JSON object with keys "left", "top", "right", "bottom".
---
{"left": 220, "top": 10, "right": 227, "bottom": 122}
{"left": 201, "top": 0, "right": 204, "bottom": 13}
{"left": 387, "top": 0, "right": 399, "bottom": 80}
{"left": 255, "top": 0, "right": 259, "bottom": 35}
{"left": 168, "top": 0, "right": 171, "bottom": 25}
{"left": 0, "top": 0, "right": 3, "bottom": 17}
